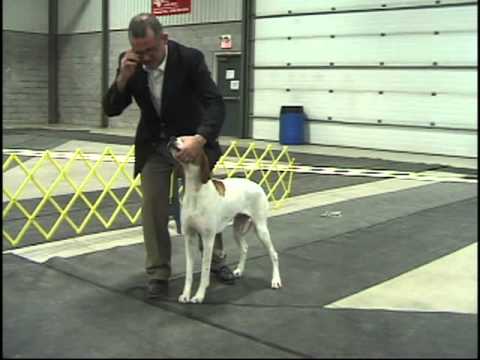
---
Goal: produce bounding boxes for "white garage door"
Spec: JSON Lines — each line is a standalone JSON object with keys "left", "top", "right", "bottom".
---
{"left": 251, "top": 0, "right": 477, "bottom": 157}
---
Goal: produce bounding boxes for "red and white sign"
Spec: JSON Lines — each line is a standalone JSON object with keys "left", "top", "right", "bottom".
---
{"left": 152, "top": 0, "right": 191, "bottom": 16}
{"left": 220, "top": 34, "right": 232, "bottom": 49}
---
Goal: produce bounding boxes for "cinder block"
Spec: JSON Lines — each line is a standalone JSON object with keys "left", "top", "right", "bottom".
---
{"left": 3, "top": 31, "right": 49, "bottom": 125}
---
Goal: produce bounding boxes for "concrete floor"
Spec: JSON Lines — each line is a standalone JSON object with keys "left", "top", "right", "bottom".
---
{"left": 2, "top": 126, "right": 478, "bottom": 358}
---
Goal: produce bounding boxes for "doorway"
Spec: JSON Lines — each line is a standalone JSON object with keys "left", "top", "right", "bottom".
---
{"left": 215, "top": 53, "right": 242, "bottom": 137}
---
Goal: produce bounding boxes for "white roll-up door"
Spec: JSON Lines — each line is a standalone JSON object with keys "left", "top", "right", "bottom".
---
{"left": 251, "top": 0, "right": 477, "bottom": 157}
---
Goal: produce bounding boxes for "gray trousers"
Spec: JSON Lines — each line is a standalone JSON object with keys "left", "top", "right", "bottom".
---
{"left": 140, "top": 142, "right": 226, "bottom": 281}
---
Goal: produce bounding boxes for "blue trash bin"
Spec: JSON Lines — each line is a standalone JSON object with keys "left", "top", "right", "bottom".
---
{"left": 279, "top": 105, "right": 305, "bottom": 145}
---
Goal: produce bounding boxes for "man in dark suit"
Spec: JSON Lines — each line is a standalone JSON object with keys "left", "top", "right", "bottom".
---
{"left": 103, "top": 13, "right": 235, "bottom": 298}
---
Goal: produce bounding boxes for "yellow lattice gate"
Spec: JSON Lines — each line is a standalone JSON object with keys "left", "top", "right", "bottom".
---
{"left": 3, "top": 142, "right": 295, "bottom": 247}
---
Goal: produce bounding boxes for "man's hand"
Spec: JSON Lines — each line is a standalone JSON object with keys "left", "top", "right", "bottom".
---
{"left": 176, "top": 135, "right": 207, "bottom": 162}
{"left": 116, "top": 49, "right": 140, "bottom": 91}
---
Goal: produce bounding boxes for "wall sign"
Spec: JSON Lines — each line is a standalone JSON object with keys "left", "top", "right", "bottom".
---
{"left": 230, "top": 80, "right": 240, "bottom": 90}
{"left": 226, "top": 69, "right": 235, "bottom": 80}
{"left": 152, "top": 0, "right": 191, "bottom": 16}
{"left": 220, "top": 34, "right": 232, "bottom": 49}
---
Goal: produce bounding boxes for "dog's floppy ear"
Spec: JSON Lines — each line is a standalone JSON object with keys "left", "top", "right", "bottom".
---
{"left": 199, "top": 150, "right": 211, "bottom": 184}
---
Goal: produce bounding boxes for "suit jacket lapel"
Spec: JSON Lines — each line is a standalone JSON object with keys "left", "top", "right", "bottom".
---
{"left": 135, "top": 64, "right": 162, "bottom": 118}
{"left": 160, "top": 41, "right": 179, "bottom": 119}
{"left": 138, "top": 68, "right": 149, "bottom": 95}
{"left": 133, "top": 41, "right": 179, "bottom": 120}
{"left": 134, "top": 66, "right": 153, "bottom": 107}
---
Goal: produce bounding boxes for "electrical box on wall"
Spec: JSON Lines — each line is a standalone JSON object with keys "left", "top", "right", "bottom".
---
{"left": 220, "top": 34, "right": 232, "bottom": 49}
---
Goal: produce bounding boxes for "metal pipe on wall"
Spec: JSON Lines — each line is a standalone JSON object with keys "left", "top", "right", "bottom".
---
{"left": 240, "top": 0, "right": 254, "bottom": 138}
{"left": 48, "top": 0, "right": 58, "bottom": 124}
{"left": 101, "top": 0, "right": 109, "bottom": 128}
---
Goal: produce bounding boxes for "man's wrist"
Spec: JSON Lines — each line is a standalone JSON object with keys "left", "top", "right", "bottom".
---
{"left": 115, "top": 74, "right": 129, "bottom": 92}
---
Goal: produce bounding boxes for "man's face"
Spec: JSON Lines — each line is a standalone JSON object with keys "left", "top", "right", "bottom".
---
{"left": 130, "top": 28, "right": 167, "bottom": 69}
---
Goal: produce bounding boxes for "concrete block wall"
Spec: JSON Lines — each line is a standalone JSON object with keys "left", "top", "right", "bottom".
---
{"left": 107, "top": 22, "right": 242, "bottom": 130}
{"left": 3, "top": 22, "right": 242, "bottom": 130}
{"left": 57, "top": 33, "right": 103, "bottom": 127}
{"left": 2, "top": 31, "right": 49, "bottom": 126}
{"left": 3, "top": 0, "right": 243, "bottom": 131}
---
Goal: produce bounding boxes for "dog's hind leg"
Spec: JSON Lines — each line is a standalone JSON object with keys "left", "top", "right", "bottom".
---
{"left": 232, "top": 214, "right": 251, "bottom": 278}
{"left": 178, "top": 231, "right": 195, "bottom": 303}
{"left": 190, "top": 232, "right": 215, "bottom": 304}
{"left": 253, "top": 219, "right": 282, "bottom": 289}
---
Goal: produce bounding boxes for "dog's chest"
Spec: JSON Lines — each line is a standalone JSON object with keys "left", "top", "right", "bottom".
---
{"left": 182, "top": 193, "right": 214, "bottom": 231}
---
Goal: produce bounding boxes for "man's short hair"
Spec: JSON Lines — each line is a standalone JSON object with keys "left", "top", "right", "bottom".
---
{"left": 128, "top": 13, "right": 163, "bottom": 40}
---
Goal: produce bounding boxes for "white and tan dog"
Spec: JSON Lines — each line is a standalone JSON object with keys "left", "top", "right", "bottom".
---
{"left": 168, "top": 137, "right": 282, "bottom": 304}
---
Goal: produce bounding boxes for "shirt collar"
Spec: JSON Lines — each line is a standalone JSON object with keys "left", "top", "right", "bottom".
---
{"left": 143, "top": 44, "right": 168, "bottom": 73}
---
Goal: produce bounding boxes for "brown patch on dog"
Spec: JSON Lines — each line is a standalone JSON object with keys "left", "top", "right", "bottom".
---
{"left": 197, "top": 150, "right": 211, "bottom": 184}
{"left": 212, "top": 179, "right": 225, "bottom": 196}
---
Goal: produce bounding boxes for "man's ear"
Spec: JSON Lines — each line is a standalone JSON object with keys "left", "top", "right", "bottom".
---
{"left": 200, "top": 151, "right": 211, "bottom": 184}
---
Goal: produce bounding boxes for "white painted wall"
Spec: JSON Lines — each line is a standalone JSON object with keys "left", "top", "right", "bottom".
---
{"left": 3, "top": 0, "right": 49, "bottom": 33}
{"left": 57, "top": 0, "right": 102, "bottom": 34}
{"left": 109, "top": 0, "right": 242, "bottom": 30}
{"left": 55, "top": 0, "right": 242, "bottom": 34}
{"left": 255, "top": 0, "right": 475, "bottom": 16}
{"left": 252, "top": 1, "right": 478, "bottom": 157}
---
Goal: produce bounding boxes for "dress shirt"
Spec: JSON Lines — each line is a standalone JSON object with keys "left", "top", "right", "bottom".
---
{"left": 143, "top": 45, "right": 168, "bottom": 117}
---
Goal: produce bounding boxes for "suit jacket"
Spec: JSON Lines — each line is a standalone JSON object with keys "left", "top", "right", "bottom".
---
{"left": 103, "top": 40, "right": 225, "bottom": 177}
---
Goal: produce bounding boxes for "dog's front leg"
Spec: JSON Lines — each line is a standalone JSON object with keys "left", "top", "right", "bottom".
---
{"left": 178, "top": 231, "right": 195, "bottom": 303}
{"left": 190, "top": 232, "right": 215, "bottom": 304}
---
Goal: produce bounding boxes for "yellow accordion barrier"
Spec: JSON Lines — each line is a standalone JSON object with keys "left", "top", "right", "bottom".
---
{"left": 3, "top": 142, "right": 295, "bottom": 246}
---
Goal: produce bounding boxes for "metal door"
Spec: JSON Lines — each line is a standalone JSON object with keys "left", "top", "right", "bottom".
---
{"left": 216, "top": 54, "right": 242, "bottom": 137}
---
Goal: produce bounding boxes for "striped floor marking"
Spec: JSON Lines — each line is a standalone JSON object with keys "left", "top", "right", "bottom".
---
{"left": 3, "top": 148, "right": 135, "bottom": 162}
{"left": 4, "top": 148, "right": 475, "bottom": 183}
{"left": 220, "top": 159, "right": 477, "bottom": 184}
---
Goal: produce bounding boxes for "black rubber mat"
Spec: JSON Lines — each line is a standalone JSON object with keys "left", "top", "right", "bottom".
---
{"left": 2, "top": 254, "right": 295, "bottom": 358}
{"left": 3, "top": 128, "right": 477, "bottom": 358}
{"left": 3, "top": 189, "right": 477, "bottom": 358}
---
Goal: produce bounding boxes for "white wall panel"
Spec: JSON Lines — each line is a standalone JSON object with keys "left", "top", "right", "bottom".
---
{"left": 253, "top": 69, "right": 477, "bottom": 130}
{"left": 254, "top": 33, "right": 477, "bottom": 66}
{"left": 3, "top": 0, "right": 49, "bottom": 33}
{"left": 253, "top": 69, "right": 476, "bottom": 94}
{"left": 109, "top": 0, "right": 149, "bottom": 30}
{"left": 252, "top": 119, "right": 477, "bottom": 157}
{"left": 58, "top": 0, "right": 102, "bottom": 34}
{"left": 255, "top": 0, "right": 477, "bottom": 16}
{"left": 255, "top": 7, "right": 476, "bottom": 39}
{"left": 251, "top": 1, "right": 477, "bottom": 156}
{"left": 109, "top": 0, "right": 242, "bottom": 30}
{"left": 253, "top": 91, "right": 476, "bottom": 129}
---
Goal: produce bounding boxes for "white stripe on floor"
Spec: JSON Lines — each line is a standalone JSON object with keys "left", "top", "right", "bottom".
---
{"left": 2, "top": 141, "right": 135, "bottom": 202}
{"left": 270, "top": 176, "right": 435, "bottom": 217}
{"left": 325, "top": 242, "right": 477, "bottom": 314}
{"left": 3, "top": 177, "right": 433, "bottom": 263}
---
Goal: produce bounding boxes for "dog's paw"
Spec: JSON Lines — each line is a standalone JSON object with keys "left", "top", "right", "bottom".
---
{"left": 271, "top": 278, "right": 282, "bottom": 289}
{"left": 190, "top": 294, "right": 205, "bottom": 304}
{"left": 233, "top": 268, "right": 243, "bottom": 278}
{"left": 178, "top": 294, "right": 190, "bottom": 303}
